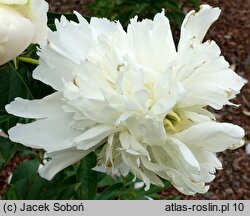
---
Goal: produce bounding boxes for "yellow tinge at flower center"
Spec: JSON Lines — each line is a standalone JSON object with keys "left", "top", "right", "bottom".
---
{"left": 164, "top": 110, "right": 189, "bottom": 133}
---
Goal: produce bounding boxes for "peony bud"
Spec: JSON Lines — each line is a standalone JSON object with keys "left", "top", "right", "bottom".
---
{"left": 0, "top": 0, "right": 48, "bottom": 65}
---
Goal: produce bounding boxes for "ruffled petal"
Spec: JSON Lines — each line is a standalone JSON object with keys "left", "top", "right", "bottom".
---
{"left": 174, "top": 122, "right": 245, "bottom": 152}
{"left": 139, "top": 117, "right": 166, "bottom": 146}
{"left": 168, "top": 137, "right": 200, "bottom": 174}
{"left": 175, "top": 41, "right": 245, "bottom": 109}
{"left": 8, "top": 112, "right": 81, "bottom": 151}
{"left": 157, "top": 169, "right": 197, "bottom": 195}
{"left": 33, "top": 43, "right": 78, "bottom": 90}
{"left": 75, "top": 125, "right": 118, "bottom": 150}
{"left": 119, "top": 131, "right": 148, "bottom": 156}
{"left": 190, "top": 147, "right": 222, "bottom": 182}
{"left": 39, "top": 147, "right": 94, "bottom": 180}
{"left": 33, "top": 14, "right": 93, "bottom": 90}
{"left": 5, "top": 92, "right": 63, "bottom": 119}
{"left": 178, "top": 4, "right": 220, "bottom": 50}
{"left": 127, "top": 10, "right": 176, "bottom": 72}
{"left": 90, "top": 17, "right": 124, "bottom": 38}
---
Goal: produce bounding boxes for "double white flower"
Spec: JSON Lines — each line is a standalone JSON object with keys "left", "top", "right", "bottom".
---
{"left": 6, "top": 5, "right": 245, "bottom": 195}
{"left": 0, "top": 0, "right": 48, "bottom": 65}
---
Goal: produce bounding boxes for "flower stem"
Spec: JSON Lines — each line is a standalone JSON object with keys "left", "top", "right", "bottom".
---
{"left": 18, "top": 57, "right": 39, "bottom": 65}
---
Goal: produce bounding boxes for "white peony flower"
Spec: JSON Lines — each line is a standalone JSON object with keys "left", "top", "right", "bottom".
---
{"left": 6, "top": 5, "right": 245, "bottom": 195}
{"left": 0, "top": 0, "right": 48, "bottom": 65}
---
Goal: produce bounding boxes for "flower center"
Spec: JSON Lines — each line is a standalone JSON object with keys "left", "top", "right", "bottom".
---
{"left": 164, "top": 110, "right": 187, "bottom": 133}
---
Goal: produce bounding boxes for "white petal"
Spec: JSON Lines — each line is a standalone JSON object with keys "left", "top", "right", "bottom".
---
{"left": 8, "top": 112, "right": 81, "bottom": 151}
{"left": 33, "top": 45, "right": 77, "bottom": 90}
{"left": 174, "top": 40, "right": 221, "bottom": 82}
{"left": 105, "top": 134, "right": 115, "bottom": 161}
{"left": 34, "top": 13, "right": 94, "bottom": 90}
{"left": 0, "top": 0, "right": 27, "bottom": 5}
{"left": 174, "top": 38, "right": 245, "bottom": 109}
{"left": 179, "top": 60, "right": 245, "bottom": 109}
{"left": 190, "top": 147, "right": 222, "bottom": 182}
{"left": 151, "top": 82, "right": 183, "bottom": 116}
{"left": 168, "top": 137, "right": 200, "bottom": 174}
{"left": 74, "top": 60, "right": 115, "bottom": 100}
{"left": 181, "top": 175, "right": 209, "bottom": 194}
{"left": 51, "top": 15, "right": 93, "bottom": 62}
{"left": 115, "top": 111, "right": 135, "bottom": 126}
{"left": 0, "top": 6, "right": 35, "bottom": 65}
{"left": 28, "top": 0, "right": 48, "bottom": 45}
{"left": 5, "top": 92, "right": 63, "bottom": 119}
{"left": 119, "top": 131, "right": 148, "bottom": 156}
{"left": 74, "top": 125, "right": 117, "bottom": 150}
{"left": 157, "top": 170, "right": 196, "bottom": 195}
{"left": 120, "top": 153, "right": 151, "bottom": 190}
{"left": 90, "top": 17, "right": 122, "bottom": 38}
{"left": 69, "top": 119, "right": 95, "bottom": 130}
{"left": 139, "top": 117, "right": 166, "bottom": 145}
{"left": 127, "top": 11, "right": 176, "bottom": 72}
{"left": 178, "top": 5, "right": 221, "bottom": 50}
{"left": 132, "top": 88, "right": 149, "bottom": 111}
{"left": 181, "top": 110, "right": 212, "bottom": 123}
{"left": 174, "top": 122, "right": 245, "bottom": 152}
{"left": 126, "top": 116, "right": 143, "bottom": 140}
{"left": 150, "top": 146, "right": 199, "bottom": 194}
{"left": 141, "top": 164, "right": 164, "bottom": 188}
{"left": 118, "top": 162, "right": 130, "bottom": 176}
{"left": 39, "top": 147, "right": 94, "bottom": 180}
{"left": 181, "top": 106, "right": 215, "bottom": 121}
{"left": 140, "top": 157, "right": 166, "bottom": 172}
{"left": 75, "top": 98, "right": 119, "bottom": 124}
{"left": 150, "top": 94, "right": 176, "bottom": 116}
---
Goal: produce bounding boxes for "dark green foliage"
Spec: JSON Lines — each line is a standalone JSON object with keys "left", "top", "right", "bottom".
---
{"left": 75, "top": 152, "right": 98, "bottom": 199}
{"left": 95, "top": 173, "right": 171, "bottom": 200}
{"left": 85, "top": 0, "right": 200, "bottom": 27}
{"left": 4, "top": 155, "right": 171, "bottom": 200}
{"left": 0, "top": 138, "right": 16, "bottom": 172}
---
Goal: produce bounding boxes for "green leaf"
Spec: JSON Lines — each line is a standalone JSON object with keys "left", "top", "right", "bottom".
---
{"left": 167, "top": 11, "right": 185, "bottom": 27}
{"left": 3, "top": 185, "right": 22, "bottom": 200}
{"left": 96, "top": 182, "right": 124, "bottom": 200}
{"left": 0, "top": 138, "right": 16, "bottom": 171}
{"left": 76, "top": 152, "right": 98, "bottom": 199}
{"left": 0, "top": 63, "right": 31, "bottom": 131}
{"left": 0, "top": 64, "right": 30, "bottom": 108}
{"left": 9, "top": 160, "right": 40, "bottom": 199}
{"left": 132, "top": 185, "right": 165, "bottom": 200}
{"left": 97, "top": 174, "right": 117, "bottom": 187}
{"left": 186, "top": 0, "right": 200, "bottom": 9}
{"left": 96, "top": 183, "right": 124, "bottom": 200}
{"left": 156, "top": 0, "right": 181, "bottom": 11}
{"left": 5, "top": 159, "right": 61, "bottom": 200}
{"left": 18, "top": 149, "right": 40, "bottom": 159}
{"left": 0, "top": 55, "right": 54, "bottom": 132}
